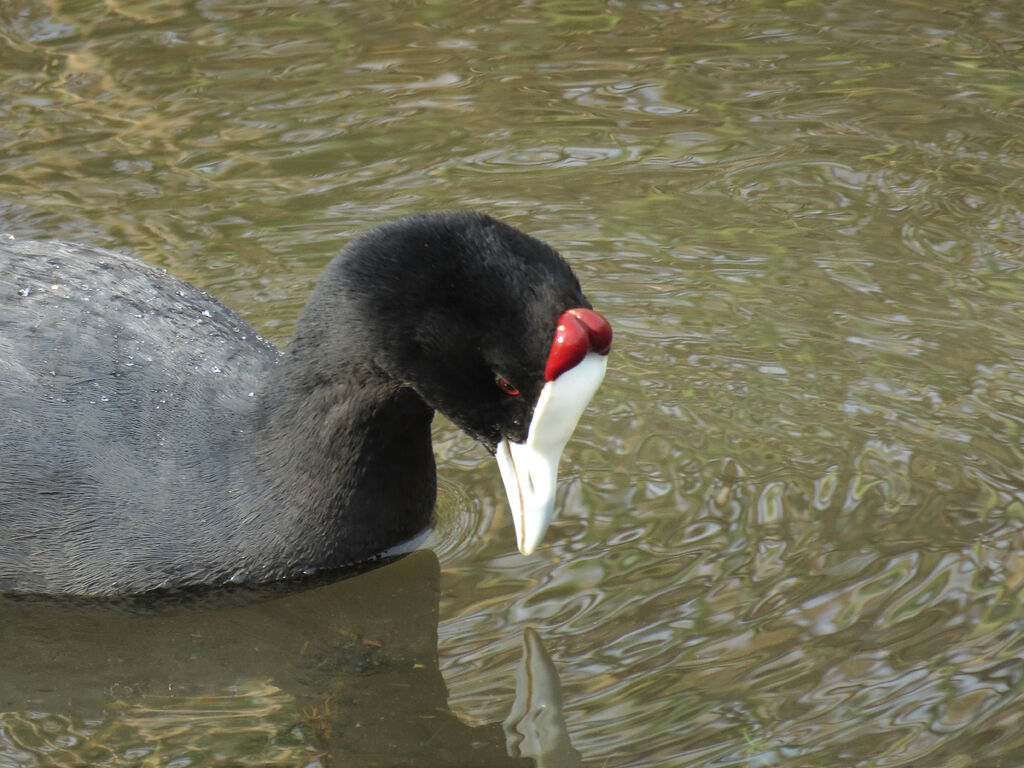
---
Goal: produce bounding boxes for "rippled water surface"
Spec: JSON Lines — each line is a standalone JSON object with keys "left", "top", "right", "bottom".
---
{"left": 3, "top": 1, "right": 1024, "bottom": 766}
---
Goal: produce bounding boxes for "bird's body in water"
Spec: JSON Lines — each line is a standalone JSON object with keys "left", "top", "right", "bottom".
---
{"left": 0, "top": 213, "right": 611, "bottom": 596}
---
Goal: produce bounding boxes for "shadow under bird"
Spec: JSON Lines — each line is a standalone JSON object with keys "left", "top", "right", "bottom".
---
{"left": 0, "top": 212, "right": 611, "bottom": 595}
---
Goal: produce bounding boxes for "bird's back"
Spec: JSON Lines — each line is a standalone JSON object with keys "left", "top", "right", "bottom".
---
{"left": 0, "top": 237, "right": 281, "bottom": 592}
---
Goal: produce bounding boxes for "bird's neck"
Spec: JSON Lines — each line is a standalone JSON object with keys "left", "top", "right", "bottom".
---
{"left": 243, "top": 353, "right": 438, "bottom": 576}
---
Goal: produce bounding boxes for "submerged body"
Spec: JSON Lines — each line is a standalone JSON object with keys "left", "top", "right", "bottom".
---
{"left": 0, "top": 214, "right": 609, "bottom": 595}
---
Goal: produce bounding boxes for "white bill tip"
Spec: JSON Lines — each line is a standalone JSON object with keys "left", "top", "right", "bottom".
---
{"left": 496, "top": 352, "right": 607, "bottom": 555}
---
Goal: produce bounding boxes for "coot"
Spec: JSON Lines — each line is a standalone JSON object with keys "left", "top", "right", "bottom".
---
{"left": 0, "top": 212, "right": 610, "bottom": 595}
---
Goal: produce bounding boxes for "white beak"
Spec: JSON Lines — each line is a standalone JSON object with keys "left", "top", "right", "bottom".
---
{"left": 496, "top": 352, "right": 607, "bottom": 555}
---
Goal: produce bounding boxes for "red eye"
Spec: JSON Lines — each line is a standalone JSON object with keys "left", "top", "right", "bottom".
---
{"left": 496, "top": 376, "right": 520, "bottom": 396}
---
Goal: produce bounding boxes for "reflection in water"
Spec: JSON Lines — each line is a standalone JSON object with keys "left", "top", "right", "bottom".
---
{"left": 0, "top": 552, "right": 576, "bottom": 768}
{"left": 504, "top": 628, "right": 581, "bottom": 768}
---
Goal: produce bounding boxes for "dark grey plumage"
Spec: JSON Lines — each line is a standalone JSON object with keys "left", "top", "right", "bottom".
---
{"left": 0, "top": 213, "right": 587, "bottom": 595}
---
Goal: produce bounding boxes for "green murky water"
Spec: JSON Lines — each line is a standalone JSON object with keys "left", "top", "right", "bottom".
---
{"left": 3, "top": 1, "right": 1024, "bottom": 765}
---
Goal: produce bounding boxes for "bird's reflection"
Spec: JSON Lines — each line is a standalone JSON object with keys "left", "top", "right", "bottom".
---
{"left": 505, "top": 627, "right": 582, "bottom": 768}
{"left": 0, "top": 551, "right": 578, "bottom": 767}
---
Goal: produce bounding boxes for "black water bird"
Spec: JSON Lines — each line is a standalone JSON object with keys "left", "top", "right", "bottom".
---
{"left": 0, "top": 212, "right": 610, "bottom": 595}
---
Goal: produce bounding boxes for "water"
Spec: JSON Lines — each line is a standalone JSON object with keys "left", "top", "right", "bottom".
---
{"left": 3, "top": 0, "right": 1024, "bottom": 765}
